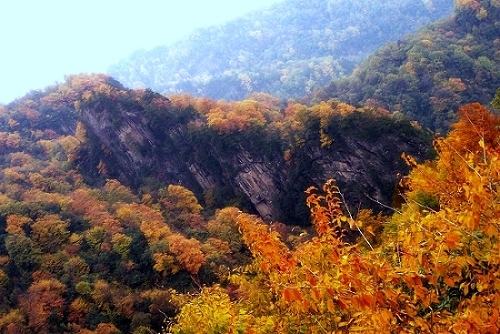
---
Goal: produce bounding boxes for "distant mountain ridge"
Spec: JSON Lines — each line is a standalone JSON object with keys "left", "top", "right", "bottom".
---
{"left": 312, "top": 0, "right": 500, "bottom": 132}
{"left": 109, "top": 0, "right": 454, "bottom": 101}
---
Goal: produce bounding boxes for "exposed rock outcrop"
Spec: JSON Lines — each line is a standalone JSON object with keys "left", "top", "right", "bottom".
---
{"left": 78, "top": 97, "right": 432, "bottom": 224}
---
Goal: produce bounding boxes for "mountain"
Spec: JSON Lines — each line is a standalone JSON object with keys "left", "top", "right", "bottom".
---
{"left": 0, "top": 74, "right": 498, "bottom": 332}
{"left": 108, "top": 0, "right": 454, "bottom": 101}
{"left": 2, "top": 75, "right": 433, "bottom": 225}
{"left": 0, "top": 74, "right": 436, "bottom": 332}
{"left": 312, "top": 0, "right": 500, "bottom": 132}
{"left": 0, "top": 1, "right": 499, "bottom": 331}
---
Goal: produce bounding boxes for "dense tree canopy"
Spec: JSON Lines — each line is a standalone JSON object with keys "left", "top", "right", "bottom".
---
{"left": 0, "top": 5, "right": 498, "bottom": 326}
{"left": 0, "top": 73, "right": 434, "bottom": 332}
{"left": 314, "top": 0, "right": 500, "bottom": 131}
{"left": 0, "top": 70, "right": 499, "bottom": 333}
{"left": 109, "top": 0, "right": 453, "bottom": 101}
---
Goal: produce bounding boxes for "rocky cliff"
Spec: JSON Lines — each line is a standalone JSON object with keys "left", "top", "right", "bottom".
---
{"left": 76, "top": 90, "right": 433, "bottom": 225}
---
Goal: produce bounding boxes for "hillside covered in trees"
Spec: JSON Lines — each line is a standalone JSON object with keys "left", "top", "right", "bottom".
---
{"left": 313, "top": 0, "right": 500, "bottom": 132}
{"left": 171, "top": 99, "right": 500, "bottom": 333}
{"left": 109, "top": 0, "right": 454, "bottom": 101}
{"left": 0, "top": 72, "right": 498, "bottom": 332}
{"left": 1, "top": 0, "right": 500, "bottom": 332}
{"left": 0, "top": 73, "right": 432, "bottom": 332}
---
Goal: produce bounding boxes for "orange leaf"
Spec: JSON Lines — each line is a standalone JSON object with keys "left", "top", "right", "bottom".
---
{"left": 302, "top": 299, "right": 310, "bottom": 311}
{"left": 444, "top": 232, "right": 462, "bottom": 249}
{"left": 444, "top": 277, "right": 456, "bottom": 287}
{"left": 490, "top": 308, "right": 499, "bottom": 325}
{"left": 306, "top": 271, "right": 318, "bottom": 285}
{"left": 337, "top": 298, "right": 348, "bottom": 310}
{"left": 291, "top": 288, "right": 302, "bottom": 302}
{"left": 311, "top": 288, "right": 321, "bottom": 302}
{"left": 309, "top": 300, "right": 318, "bottom": 313}
{"left": 327, "top": 298, "right": 336, "bottom": 314}
{"left": 359, "top": 294, "right": 375, "bottom": 308}
{"left": 283, "top": 288, "right": 293, "bottom": 303}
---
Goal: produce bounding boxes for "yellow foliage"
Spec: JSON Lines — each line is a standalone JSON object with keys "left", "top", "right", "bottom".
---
{"left": 5, "top": 214, "right": 32, "bottom": 235}
{"left": 57, "top": 135, "right": 80, "bottom": 162}
{"left": 162, "top": 184, "right": 202, "bottom": 214}
{"left": 3, "top": 168, "right": 25, "bottom": 182}
{"left": 206, "top": 99, "right": 267, "bottom": 133}
{"left": 111, "top": 233, "right": 133, "bottom": 258}
{"left": 172, "top": 104, "right": 500, "bottom": 333}
{"left": 31, "top": 214, "right": 70, "bottom": 253}
{"left": 171, "top": 285, "right": 269, "bottom": 334}
{"left": 103, "top": 179, "right": 138, "bottom": 203}
{"left": 152, "top": 252, "right": 178, "bottom": 275}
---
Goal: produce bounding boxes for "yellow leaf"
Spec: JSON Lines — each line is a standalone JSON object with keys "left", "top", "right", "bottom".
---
{"left": 352, "top": 312, "right": 363, "bottom": 318}
{"left": 338, "top": 321, "right": 349, "bottom": 328}
{"left": 460, "top": 282, "right": 470, "bottom": 295}
{"left": 476, "top": 281, "right": 487, "bottom": 292}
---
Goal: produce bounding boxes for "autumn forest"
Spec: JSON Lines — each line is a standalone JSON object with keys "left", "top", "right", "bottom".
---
{"left": 1, "top": 0, "right": 500, "bottom": 333}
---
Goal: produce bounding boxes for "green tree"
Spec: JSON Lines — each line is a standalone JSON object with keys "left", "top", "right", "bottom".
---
{"left": 5, "top": 235, "right": 41, "bottom": 274}
{"left": 491, "top": 87, "right": 500, "bottom": 109}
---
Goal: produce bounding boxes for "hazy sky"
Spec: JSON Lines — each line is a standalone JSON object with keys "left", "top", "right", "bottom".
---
{"left": 0, "top": 0, "right": 283, "bottom": 104}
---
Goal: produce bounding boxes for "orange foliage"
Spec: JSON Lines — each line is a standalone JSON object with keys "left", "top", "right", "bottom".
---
{"left": 139, "top": 207, "right": 172, "bottom": 244}
{"left": 166, "top": 234, "right": 206, "bottom": 274}
{"left": 237, "top": 212, "right": 295, "bottom": 273}
{"left": 18, "top": 279, "right": 66, "bottom": 332}
{"left": 18, "top": 107, "right": 40, "bottom": 125}
{"left": 5, "top": 214, "right": 32, "bottom": 235}
{"left": 193, "top": 97, "right": 218, "bottom": 115}
{"left": 70, "top": 188, "right": 122, "bottom": 235}
{"left": 172, "top": 104, "right": 500, "bottom": 333}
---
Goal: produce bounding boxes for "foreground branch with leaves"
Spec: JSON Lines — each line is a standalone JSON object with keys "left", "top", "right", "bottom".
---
{"left": 171, "top": 103, "right": 500, "bottom": 334}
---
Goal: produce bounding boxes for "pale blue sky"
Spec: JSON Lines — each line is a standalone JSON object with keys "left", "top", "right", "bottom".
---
{"left": 0, "top": 0, "right": 282, "bottom": 104}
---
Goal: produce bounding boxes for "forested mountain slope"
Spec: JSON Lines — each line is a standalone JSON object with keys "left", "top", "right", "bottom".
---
{"left": 0, "top": 74, "right": 499, "bottom": 332}
{"left": 0, "top": 74, "right": 437, "bottom": 332}
{"left": 109, "top": 0, "right": 454, "bottom": 101}
{"left": 313, "top": 0, "right": 500, "bottom": 132}
{"left": 0, "top": 0, "right": 499, "bottom": 331}
{"left": 1, "top": 75, "right": 433, "bottom": 225}
{"left": 172, "top": 100, "right": 500, "bottom": 334}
